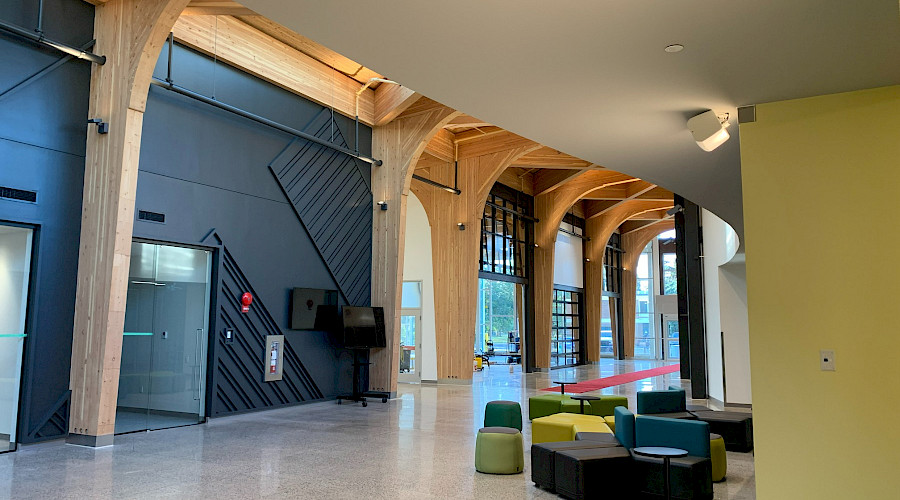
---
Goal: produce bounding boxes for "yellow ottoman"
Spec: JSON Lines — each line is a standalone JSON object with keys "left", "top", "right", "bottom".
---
{"left": 603, "top": 415, "right": 616, "bottom": 432}
{"left": 711, "top": 433, "right": 727, "bottom": 482}
{"left": 532, "top": 413, "right": 612, "bottom": 444}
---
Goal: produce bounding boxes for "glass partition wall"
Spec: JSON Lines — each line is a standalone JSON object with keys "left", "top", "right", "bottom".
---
{"left": 115, "top": 241, "right": 212, "bottom": 434}
{"left": 0, "top": 225, "right": 33, "bottom": 453}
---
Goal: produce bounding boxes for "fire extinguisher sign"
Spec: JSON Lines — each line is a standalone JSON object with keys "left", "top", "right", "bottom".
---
{"left": 263, "top": 335, "right": 285, "bottom": 382}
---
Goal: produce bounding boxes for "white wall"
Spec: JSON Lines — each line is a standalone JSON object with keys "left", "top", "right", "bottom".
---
{"left": 719, "top": 259, "right": 752, "bottom": 404}
{"left": 701, "top": 209, "right": 752, "bottom": 404}
{"left": 553, "top": 226, "right": 583, "bottom": 288}
{"left": 402, "top": 193, "right": 438, "bottom": 382}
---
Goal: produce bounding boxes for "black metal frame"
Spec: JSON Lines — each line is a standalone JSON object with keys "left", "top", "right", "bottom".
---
{"left": 478, "top": 183, "right": 537, "bottom": 372}
{"left": 674, "top": 195, "right": 707, "bottom": 397}
{"left": 480, "top": 193, "right": 529, "bottom": 278}
{"left": 551, "top": 287, "right": 584, "bottom": 368}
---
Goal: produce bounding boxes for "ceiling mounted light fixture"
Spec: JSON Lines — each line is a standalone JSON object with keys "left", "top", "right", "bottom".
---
{"left": 687, "top": 110, "right": 731, "bottom": 152}
{"left": 664, "top": 44, "right": 684, "bottom": 53}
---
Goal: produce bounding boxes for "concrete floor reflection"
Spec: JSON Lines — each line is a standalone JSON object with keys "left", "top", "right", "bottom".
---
{"left": 0, "top": 359, "right": 754, "bottom": 499}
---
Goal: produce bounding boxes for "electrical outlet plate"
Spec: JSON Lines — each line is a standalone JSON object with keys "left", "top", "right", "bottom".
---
{"left": 820, "top": 349, "right": 835, "bottom": 371}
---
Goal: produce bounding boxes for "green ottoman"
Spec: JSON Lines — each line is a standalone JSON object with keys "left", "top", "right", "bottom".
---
{"left": 484, "top": 400, "right": 523, "bottom": 431}
{"left": 560, "top": 399, "right": 582, "bottom": 414}
{"left": 475, "top": 427, "right": 524, "bottom": 474}
{"left": 585, "top": 395, "right": 628, "bottom": 417}
{"left": 529, "top": 394, "right": 573, "bottom": 420}
{"left": 710, "top": 433, "right": 727, "bottom": 482}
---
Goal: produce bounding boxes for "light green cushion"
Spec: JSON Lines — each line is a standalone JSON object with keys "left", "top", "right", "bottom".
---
{"left": 475, "top": 427, "right": 524, "bottom": 474}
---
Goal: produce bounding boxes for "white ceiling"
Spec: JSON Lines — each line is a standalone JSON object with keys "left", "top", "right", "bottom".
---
{"left": 240, "top": 0, "right": 900, "bottom": 237}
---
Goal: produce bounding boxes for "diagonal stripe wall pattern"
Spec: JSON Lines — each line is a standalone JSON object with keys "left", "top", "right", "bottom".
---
{"left": 269, "top": 109, "right": 373, "bottom": 308}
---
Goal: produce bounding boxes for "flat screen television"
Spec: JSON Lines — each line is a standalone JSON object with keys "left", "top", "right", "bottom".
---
{"left": 342, "top": 306, "right": 386, "bottom": 348}
{"left": 290, "top": 288, "right": 339, "bottom": 330}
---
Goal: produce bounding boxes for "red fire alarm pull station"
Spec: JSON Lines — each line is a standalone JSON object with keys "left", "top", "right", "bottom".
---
{"left": 241, "top": 292, "right": 253, "bottom": 313}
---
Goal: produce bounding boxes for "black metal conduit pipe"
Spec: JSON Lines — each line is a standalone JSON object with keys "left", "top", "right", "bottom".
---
{"left": 411, "top": 174, "right": 461, "bottom": 195}
{"left": 0, "top": 40, "right": 94, "bottom": 103}
{"left": 485, "top": 201, "right": 540, "bottom": 223}
{"left": 558, "top": 227, "right": 590, "bottom": 241}
{"left": 150, "top": 78, "right": 383, "bottom": 166}
{"left": 36, "top": 0, "right": 45, "bottom": 35}
{"left": 165, "top": 32, "right": 174, "bottom": 83}
{"left": 0, "top": 19, "right": 105, "bottom": 65}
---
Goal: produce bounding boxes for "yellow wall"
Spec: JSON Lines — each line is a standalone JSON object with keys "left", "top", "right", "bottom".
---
{"left": 741, "top": 85, "right": 900, "bottom": 499}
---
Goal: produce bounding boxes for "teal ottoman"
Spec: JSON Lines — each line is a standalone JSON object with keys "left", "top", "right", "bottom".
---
{"left": 484, "top": 400, "right": 523, "bottom": 431}
{"left": 475, "top": 427, "right": 524, "bottom": 474}
{"left": 529, "top": 394, "right": 573, "bottom": 420}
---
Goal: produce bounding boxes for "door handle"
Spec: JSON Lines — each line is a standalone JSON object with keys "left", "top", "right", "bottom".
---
{"left": 195, "top": 328, "right": 203, "bottom": 401}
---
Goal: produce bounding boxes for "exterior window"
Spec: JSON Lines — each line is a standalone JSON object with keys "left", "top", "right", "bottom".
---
{"left": 551, "top": 288, "right": 582, "bottom": 368}
{"left": 634, "top": 243, "right": 655, "bottom": 358}
{"left": 603, "top": 233, "right": 623, "bottom": 294}
{"left": 480, "top": 192, "right": 529, "bottom": 277}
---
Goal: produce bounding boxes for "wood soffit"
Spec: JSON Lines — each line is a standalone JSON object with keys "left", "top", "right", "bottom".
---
{"left": 172, "top": 3, "right": 672, "bottom": 233}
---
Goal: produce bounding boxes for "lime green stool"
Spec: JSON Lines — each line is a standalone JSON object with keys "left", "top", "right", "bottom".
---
{"left": 710, "top": 433, "right": 727, "bottom": 482}
{"left": 484, "top": 400, "right": 522, "bottom": 431}
{"left": 586, "top": 395, "right": 629, "bottom": 417}
{"left": 560, "top": 399, "right": 582, "bottom": 414}
{"left": 475, "top": 427, "right": 524, "bottom": 474}
{"left": 528, "top": 394, "right": 573, "bottom": 420}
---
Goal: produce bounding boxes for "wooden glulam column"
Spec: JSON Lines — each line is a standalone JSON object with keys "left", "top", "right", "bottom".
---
{"left": 620, "top": 221, "right": 675, "bottom": 359}
{"left": 412, "top": 140, "right": 540, "bottom": 382}
{"left": 532, "top": 171, "right": 636, "bottom": 369}
{"left": 370, "top": 99, "right": 459, "bottom": 395}
{"left": 69, "top": 0, "right": 191, "bottom": 447}
{"left": 583, "top": 201, "right": 672, "bottom": 361}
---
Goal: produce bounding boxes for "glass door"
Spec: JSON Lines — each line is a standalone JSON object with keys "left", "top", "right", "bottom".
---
{"left": 663, "top": 313, "right": 680, "bottom": 361}
{"left": 399, "top": 312, "right": 420, "bottom": 382}
{"left": 0, "top": 225, "right": 33, "bottom": 453}
{"left": 116, "top": 242, "right": 211, "bottom": 434}
{"left": 399, "top": 281, "right": 422, "bottom": 383}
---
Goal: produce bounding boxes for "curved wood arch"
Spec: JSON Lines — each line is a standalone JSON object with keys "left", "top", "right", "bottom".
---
{"left": 620, "top": 220, "right": 676, "bottom": 358}
{"left": 582, "top": 200, "right": 674, "bottom": 360}
{"left": 70, "top": 0, "right": 193, "bottom": 443}
{"left": 370, "top": 99, "right": 460, "bottom": 393}
{"left": 531, "top": 170, "right": 642, "bottom": 368}
{"left": 410, "top": 139, "right": 541, "bottom": 381}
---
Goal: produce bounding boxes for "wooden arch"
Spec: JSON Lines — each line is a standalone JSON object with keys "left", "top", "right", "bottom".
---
{"left": 619, "top": 220, "right": 676, "bottom": 358}
{"left": 370, "top": 98, "right": 461, "bottom": 393}
{"left": 70, "top": 0, "right": 194, "bottom": 444}
{"left": 410, "top": 133, "right": 541, "bottom": 381}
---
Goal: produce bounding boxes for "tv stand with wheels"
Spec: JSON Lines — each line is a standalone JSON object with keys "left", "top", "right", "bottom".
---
{"left": 336, "top": 347, "right": 390, "bottom": 407}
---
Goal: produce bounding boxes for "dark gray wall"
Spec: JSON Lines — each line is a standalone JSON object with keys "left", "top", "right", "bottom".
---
{"left": 136, "top": 42, "right": 373, "bottom": 414}
{"left": 1, "top": 0, "right": 375, "bottom": 443}
{"left": 0, "top": 0, "right": 93, "bottom": 443}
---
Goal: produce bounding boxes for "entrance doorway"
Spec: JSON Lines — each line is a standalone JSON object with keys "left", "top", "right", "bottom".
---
{"left": 0, "top": 225, "right": 33, "bottom": 453}
{"left": 115, "top": 241, "right": 212, "bottom": 434}
{"left": 399, "top": 281, "right": 423, "bottom": 383}
{"left": 476, "top": 278, "right": 523, "bottom": 366}
{"left": 663, "top": 314, "right": 680, "bottom": 361}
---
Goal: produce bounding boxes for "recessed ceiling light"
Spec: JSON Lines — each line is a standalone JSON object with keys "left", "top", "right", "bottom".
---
{"left": 664, "top": 44, "right": 684, "bottom": 53}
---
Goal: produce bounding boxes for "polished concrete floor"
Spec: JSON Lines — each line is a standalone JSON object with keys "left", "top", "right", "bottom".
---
{"left": 0, "top": 360, "right": 755, "bottom": 499}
